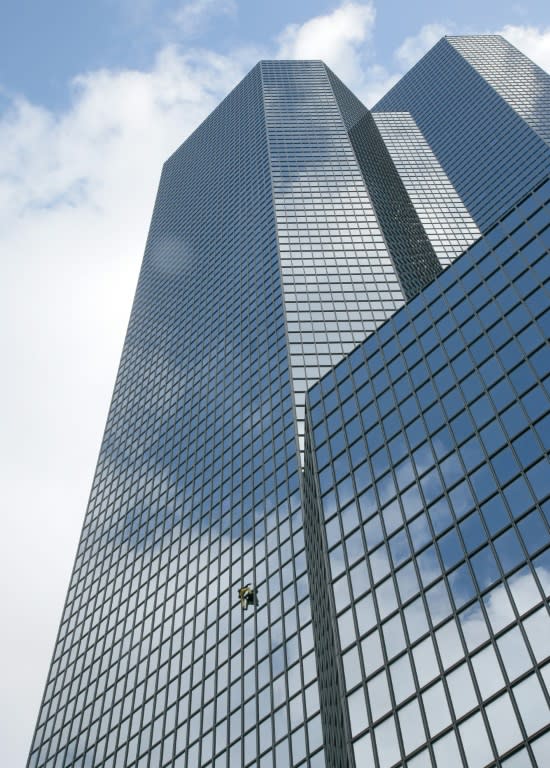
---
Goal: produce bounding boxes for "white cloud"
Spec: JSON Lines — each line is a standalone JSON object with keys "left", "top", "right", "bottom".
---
{"left": 355, "top": 63, "right": 399, "bottom": 107}
{"left": 172, "top": 0, "right": 237, "bottom": 37}
{"left": 395, "top": 23, "right": 450, "bottom": 69}
{"left": 277, "top": 1, "right": 376, "bottom": 87}
{"left": 497, "top": 24, "right": 550, "bottom": 72}
{"left": 274, "top": 1, "right": 406, "bottom": 108}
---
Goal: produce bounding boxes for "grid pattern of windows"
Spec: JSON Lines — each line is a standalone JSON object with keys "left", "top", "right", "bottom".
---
{"left": 448, "top": 35, "right": 550, "bottom": 146}
{"left": 262, "top": 61, "right": 405, "bottom": 452}
{"left": 372, "top": 112, "right": 481, "bottom": 266}
{"left": 303, "top": 418, "right": 353, "bottom": 768}
{"left": 326, "top": 69, "right": 443, "bottom": 300}
{"left": 28, "top": 63, "right": 324, "bottom": 768}
{"left": 27, "top": 37, "right": 550, "bottom": 768}
{"left": 374, "top": 37, "right": 550, "bottom": 232}
{"left": 305, "top": 177, "right": 550, "bottom": 768}
{"left": 347, "top": 111, "right": 442, "bottom": 299}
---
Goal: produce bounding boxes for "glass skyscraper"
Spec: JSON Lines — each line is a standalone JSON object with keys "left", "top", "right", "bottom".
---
{"left": 28, "top": 36, "right": 549, "bottom": 768}
{"left": 304, "top": 176, "right": 550, "bottom": 768}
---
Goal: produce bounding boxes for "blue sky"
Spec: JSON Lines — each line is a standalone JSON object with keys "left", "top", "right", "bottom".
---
{"left": 1, "top": 1, "right": 550, "bottom": 766}
{"left": 2, "top": 0, "right": 550, "bottom": 108}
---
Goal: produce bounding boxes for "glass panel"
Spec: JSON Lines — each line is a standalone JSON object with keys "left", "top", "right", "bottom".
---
{"left": 404, "top": 597, "right": 429, "bottom": 641}
{"left": 483, "top": 582, "right": 515, "bottom": 633}
{"left": 523, "top": 606, "right": 550, "bottom": 661}
{"left": 347, "top": 688, "right": 368, "bottom": 738}
{"left": 390, "top": 654, "right": 415, "bottom": 704}
{"left": 376, "top": 578, "right": 398, "bottom": 619}
{"left": 338, "top": 609, "right": 356, "bottom": 650}
{"left": 396, "top": 561, "right": 420, "bottom": 601}
{"left": 494, "top": 529, "right": 524, "bottom": 572}
{"left": 398, "top": 699, "right": 425, "bottom": 755}
{"left": 500, "top": 746, "right": 531, "bottom": 767}
{"left": 459, "top": 711, "right": 493, "bottom": 767}
{"left": 343, "top": 647, "right": 362, "bottom": 691}
{"left": 356, "top": 593, "right": 377, "bottom": 636}
{"left": 383, "top": 615, "right": 407, "bottom": 659}
{"left": 486, "top": 693, "right": 523, "bottom": 754}
{"left": 540, "top": 662, "right": 550, "bottom": 695}
{"left": 531, "top": 731, "right": 550, "bottom": 767}
{"left": 513, "top": 674, "right": 550, "bottom": 735}
{"left": 361, "top": 632, "right": 384, "bottom": 677}
{"left": 426, "top": 580, "right": 452, "bottom": 624}
{"left": 412, "top": 637, "right": 439, "bottom": 687}
{"left": 422, "top": 681, "right": 452, "bottom": 736}
{"left": 435, "top": 620, "right": 463, "bottom": 669}
{"left": 367, "top": 671, "right": 392, "bottom": 721}
{"left": 497, "top": 626, "right": 532, "bottom": 681}
{"left": 374, "top": 717, "right": 401, "bottom": 768}
{"left": 471, "top": 545, "right": 500, "bottom": 590}
{"left": 508, "top": 567, "right": 542, "bottom": 615}
{"left": 432, "top": 731, "right": 463, "bottom": 768}
{"left": 471, "top": 645, "right": 505, "bottom": 700}
{"left": 405, "top": 747, "right": 432, "bottom": 768}
{"left": 460, "top": 603, "right": 490, "bottom": 651}
{"left": 353, "top": 732, "right": 374, "bottom": 766}
{"left": 446, "top": 664, "right": 477, "bottom": 718}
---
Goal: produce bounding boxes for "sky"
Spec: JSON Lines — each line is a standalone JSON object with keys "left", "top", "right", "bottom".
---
{"left": 2, "top": 1, "right": 550, "bottom": 765}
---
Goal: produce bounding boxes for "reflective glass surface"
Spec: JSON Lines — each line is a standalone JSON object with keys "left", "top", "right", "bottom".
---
{"left": 327, "top": 69, "right": 444, "bottom": 300}
{"left": 28, "top": 63, "right": 323, "bottom": 768}
{"left": 264, "top": 61, "right": 404, "bottom": 451}
{"left": 305, "top": 176, "right": 550, "bottom": 767}
{"left": 373, "top": 111, "right": 481, "bottom": 267}
{"left": 28, "top": 36, "right": 550, "bottom": 768}
{"left": 449, "top": 35, "right": 550, "bottom": 145}
{"left": 374, "top": 36, "right": 550, "bottom": 231}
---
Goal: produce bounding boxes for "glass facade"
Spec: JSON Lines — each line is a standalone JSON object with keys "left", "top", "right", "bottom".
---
{"left": 263, "top": 61, "right": 405, "bottom": 452}
{"left": 28, "top": 35, "right": 550, "bottom": 768}
{"left": 371, "top": 112, "right": 481, "bottom": 267}
{"left": 447, "top": 36, "right": 550, "bottom": 146}
{"left": 326, "top": 68, "right": 444, "bottom": 299}
{"left": 304, "top": 176, "right": 550, "bottom": 768}
{"left": 28, "top": 63, "right": 325, "bottom": 768}
{"left": 374, "top": 35, "right": 550, "bottom": 231}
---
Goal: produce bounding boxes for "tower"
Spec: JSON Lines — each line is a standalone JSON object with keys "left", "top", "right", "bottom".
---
{"left": 373, "top": 35, "right": 550, "bottom": 231}
{"left": 303, "top": 175, "right": 550, "bottom": 767}
{"left": 28, "top": 38, "right": 550, "bottom": 768}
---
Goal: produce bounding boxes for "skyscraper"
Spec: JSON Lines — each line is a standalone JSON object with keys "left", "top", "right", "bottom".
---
{"left": 303, "top": 175, "right": 550, "bottom": 768}
{"left": 28, "top": 36, "right": 549, "bottom": 768}
{"left": 373, "top": 35, "right": 550, "bottom": 231}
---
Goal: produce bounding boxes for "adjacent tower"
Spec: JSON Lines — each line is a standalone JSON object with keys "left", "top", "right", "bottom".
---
{"left": 304, "top": 176, "right": 550, "bottom": 768}
{"left": 28, "top": 37, "right": 550, "bottom": 768}
{"left": 373, "top": 35, "right": 550, "bottom": 231}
